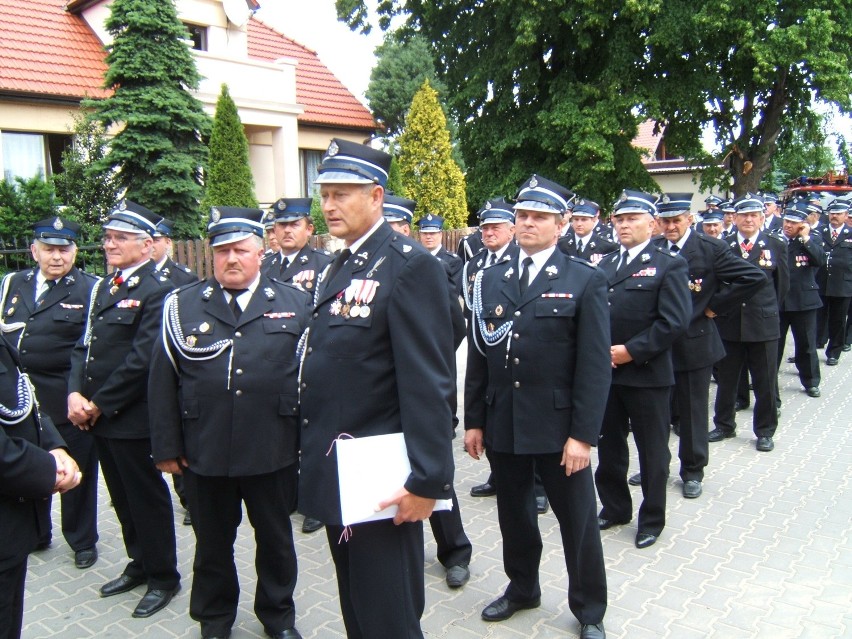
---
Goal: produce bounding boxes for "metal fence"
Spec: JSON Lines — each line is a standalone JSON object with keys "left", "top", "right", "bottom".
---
{"left": 0, "top": 233, "right": 108, "bottom": 277}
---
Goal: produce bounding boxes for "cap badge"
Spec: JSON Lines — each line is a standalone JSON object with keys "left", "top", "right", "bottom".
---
{"left": 662, "top": 195, "right": 670, "bottom": 204}
{"left": 118, "top": 199, "right": 127, "bottom": 211}
{"left": 577, "top": 199, "right": 585, "bottom": 206}
{"left": 53, "top": 217, "right": 64, "bottom": 230}
{"left": 327, "top": 140, "right": 339, "bottom": 157}
{"left": 620, "top": 191, "right": 628, "bottom": 202}
{"left": 485, "top": 201, "right": 492, "bottom": 210}
{"left": 530, "top": 176, "right": 538, "bottom": 188}
{"left": 211, "top": 208, "right": 221, "bottom": 223}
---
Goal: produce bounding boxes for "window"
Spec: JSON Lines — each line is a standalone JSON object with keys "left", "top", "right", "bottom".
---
{"left": 300, "top": 149, "right": 323, "bottom": 197}
{"left": 183, "top": 23, "right": 208, "bottom": 51}
{"left": 1, "top": 132, "right": 70, "bottom": 182}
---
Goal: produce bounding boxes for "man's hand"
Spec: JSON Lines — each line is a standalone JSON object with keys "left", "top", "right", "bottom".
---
{"left": 377, "top": 488, "right": 436, "bottom": 525}
{"left": 49, "top": 448, "right": 81, "bottom": 493}
{"left": 68, "top": 392, "right": 99, "bottom": 430}
{"left": 704, "top": 308, "right": 717, "bottom": 318}
{"left": 610, "top": 344, "right": 633, "bottom": 367}
{"left": 560, "top": 437, "right": 591, "bottom": 477}
{"left": 464, "top": 428, "right": 484, "bottom": 460}
{"left": 156, "top": 457, "right": 188, "bottom": 475}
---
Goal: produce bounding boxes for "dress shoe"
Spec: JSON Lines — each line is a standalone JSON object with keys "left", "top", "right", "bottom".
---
{"left": 74, "top": 547, "right": 98, "bottom": 569}
{"left": 470, "top": 482, "right": 496, "bottom": 497}
{"left": 183, "top": 510, "right": 192, "bottom": 526}
{"left": 265, "top": 628, "right": 302, "bottom": 639}
{"left": 756, "top": 436, "right": 774, "bottom": 452}
{"left": 580, "top": 622, "right": 606, "bottom": 639}
{"left": 786, "top": 355, "right": 796, "bottom": 363}
{"left": 708, "top": 428, "right": 735, "bottom": 442}
{"left": 598, "top": 517, "right": 630, "bottom": 530}
{"left": 635, "top": 532, "right": 658, "bottom": 549}
{"left": 826, "top": 357, "right": 839, "bottom": 366}
{"left": 481, "top": 595, "right": 540, "bottom": 621}
{"left": 682, "top": 480, "right": 702, "bottom": 499}
{"left": 301, "top": 517, "right": 324, "bottom": 533}
{"left": 628, "top": 473, "right": 642, "bottom": 486}
{"left": 805, "top": 386, "right": 821, "bottom": 398}
{"left": 203, "top": 634, "right": 231, "bottom": 639}
{"left": 34, "top": 539, "right": 51, "bottom": 551}
{"left": 843, "top": 344, "right": 851, "bottom": 352}
{"left": 100, "top": 574, "right": 146, "bottom": 598}
{"left": 446, "top": 564, "right": 470, "bottom": 589}
{"left": 132, "top": 585, "right": 180, "bottom": 618}
{"left": 536, "top": 495, "right": 549, "bottom": 515}
{"left": 734, "top": 399, "right": 750, "bottom": 411}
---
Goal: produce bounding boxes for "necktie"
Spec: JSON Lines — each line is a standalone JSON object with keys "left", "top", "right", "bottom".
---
{"left": 280, "top": 256, "right": 291, "bottom": 275}
{"left": 325, "top": 248, "right": 351, "bottom": 285}
{"left": 519, "top": 257, "right": 533, "bottom": 294}
{"left": 36, "top": 279, "right": 56, "bottom": 306}
{"left": 224, "top": 288, "right": 248, "bottom": 320}
{"left": 832, "top": 229, "right": 839, "bottom": 242}
{"left": 112, "top": 270, "right": 124, "bottom": 286}
{"left": 670, "top": 243, "right": 680, "bottom": 253}
{"left": 615, "top": 251, "right": 628, "bottom": 275}
{"left": 578, "top": 239, "right": 585, "bottom": 254}
{"left": 740, "top": 239, "right": 752, "bottom": 253}
{"left": 487, "top": 252, "right": 497, "bottom": 266}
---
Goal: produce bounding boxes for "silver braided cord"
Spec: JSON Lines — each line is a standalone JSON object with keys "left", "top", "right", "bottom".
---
{"left": 471, "top": 268, "right": 513, "bottom": 360}
{"left": 0, "top": 273, "right": 27, "bottom": 335}
{"left": 163, "top": 292, "right": 233, "bottom": 361}
{"left": 82, "top": 276, "right": 105, "bottom": 346}
{"left": 0, "top": 370, "right": 36, "bottom": 426}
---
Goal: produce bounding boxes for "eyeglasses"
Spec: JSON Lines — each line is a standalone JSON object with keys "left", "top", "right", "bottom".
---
{"left": 102, "top": 233, "right": 144, "bottom": 245}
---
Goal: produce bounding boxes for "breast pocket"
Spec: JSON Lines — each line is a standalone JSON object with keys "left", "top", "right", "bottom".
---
{"left": 52, "top": 308, "right": 84, "bottom": 324}
{"left": 263, "top": 318, "right": 303, "bottom": 362}
{"left": 534, "top": 299, "right": 576, "bottom": 341}
{"left": 325, "top": 314, "right": 374, "bottom": 359}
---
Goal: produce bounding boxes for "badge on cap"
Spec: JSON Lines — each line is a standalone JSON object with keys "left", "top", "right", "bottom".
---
{"left": 530, "top": 176, "right": 538, "bottom": 188}
{"left": 619, "top": 191, "right": 628, "bottom": 202}
{"left": 485, "top": 201, "right": 492, "bottom": 210}
{"left": 277, "top": 201, "right": 286, "bottom": 211}
{"left": 327, "top": 140, "right": 339, "bottom": 157}
{"left": 53, "top": 217, "right": 64, "bottom": 230}
{"left": 211, "top": 208, "right": 221, "bottom": 223}
{"left": 119, "top": 199, "right": 127, "bottom": 211}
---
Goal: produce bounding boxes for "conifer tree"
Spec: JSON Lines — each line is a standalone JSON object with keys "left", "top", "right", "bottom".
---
{"left": 201, "top": 84, "right": 257, "bottom": 212}
{"left": 397, "top": 80, "right": 467, "bottom": 228}
{"left": 86, "top": 0, "right": 211, "bottom": 237}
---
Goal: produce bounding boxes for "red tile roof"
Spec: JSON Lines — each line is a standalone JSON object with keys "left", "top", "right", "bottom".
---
{"left": 632, "top": 120, "right": 664, "bottom": 158}
{"left": 247, "top": 18, "right": 375, "bottom": 131}
{"left": 0, "top": 0, "right": 109, "bottom": 100}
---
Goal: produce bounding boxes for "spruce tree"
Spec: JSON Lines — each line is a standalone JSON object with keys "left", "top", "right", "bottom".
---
{"left": 201, "top": 84, "right": 257, "bottom": 211}
{"left": 86, "top": 0, "right": 211, "bottom": 237}
{"left": 397, "top": 80, "right": 467, "bottom": 228}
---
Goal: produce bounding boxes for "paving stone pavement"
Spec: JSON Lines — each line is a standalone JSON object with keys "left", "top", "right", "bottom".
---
{"left": 22, "top": 340, "right": 852, "bottom": 638}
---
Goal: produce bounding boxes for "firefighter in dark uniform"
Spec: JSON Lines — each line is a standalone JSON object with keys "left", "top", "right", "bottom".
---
{"left": 594, "top": 190, "right": 690, "bottom": 549}
{"left": 67, "top": 200, "right": 180, "bottom": 618}
{"left": 817, "top": 199, "right": 852, "bottom": 365}
{"left": 298, "top": 139, "right": 456, "bottom": 639}
{"left": 150, "top": 207, "right": 309, "bottom": 639}
{"left": 0, "top": 217, "right": 99, "bottom": 569}
{"left": 709, "top": 195, "right": 789, "bottom": 452}
{"left": 456, "top": 228, "right": 484, "bottom": 265}
{"left": 416, "top": 214, "right": 463, "bottom": 291}
{"left": 557, "top": 199, "right": 619, "bottom": 264}
{"left": 777, "top": 200, "right": 825, "bottom": 398}
{"left": 261, "top": 197, "right": 332, "bottom": 295}
{"left": 465, "top": 175, "right": 609, "bottom": 639}
{"left": 1, "top": 336, "right": 81, "bottom": 639}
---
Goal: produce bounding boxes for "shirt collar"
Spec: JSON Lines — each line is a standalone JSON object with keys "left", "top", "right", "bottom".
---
{"left": 347, "top": 217, "right": 385, "bottom": 254}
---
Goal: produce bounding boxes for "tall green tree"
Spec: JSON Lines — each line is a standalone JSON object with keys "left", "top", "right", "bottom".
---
{"left": 53, "top": 112, "right": 122, "bottom": 234}
{"left": 397, "top": 80, "right": 467, "bottom": 228}
{"left": 201, "top": 84, "right": 257, "bottom": 212}
{"left": 0, "top": 176, "right": 57, "bottom": 237}
{"left": 86, "top": 0, "right": 211, "bottom": 237}
{"left": 760, "top": 112, "right": 837, "bottom": 192}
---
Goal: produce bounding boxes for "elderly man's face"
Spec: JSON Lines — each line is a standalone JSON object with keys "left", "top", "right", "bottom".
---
{"left": 31, "top": 241, "right": 76, "bottom": 280}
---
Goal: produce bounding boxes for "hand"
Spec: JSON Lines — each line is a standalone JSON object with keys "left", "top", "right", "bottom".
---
{"left": 610, "top": 344, "right": 633, "bottom": 367}
{"left": 67, "top": 392, "right": 93, "bottom": 428}
{"left": 156, "top": 457, "right": 188, "bottom": 475}
{"left": 464, "top": 429, "right": 484, "bottom": 460}
{"left": 560, "top": 437, "right": 591, "bottom": 476}
{"left": 377, "top": 487, "right": 436, "bottom": 525}
{"left": 799, "top": 224, "right": 810, "bottom": 241}
{"left": 49, "top": 448, "right": 81, "bottom": 493}
{"left": 704, "top": 308, "right": 717, "bottom": 318}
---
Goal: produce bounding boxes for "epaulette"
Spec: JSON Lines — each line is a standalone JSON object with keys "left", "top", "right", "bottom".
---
{"left": 178, "top": 264, "right": 193, "bottom": 273}
{"left": 567, "top": 254, "right": 597, "bottom": 269}
{"left": 654, "top": 246, "right": 681, "bottom": 259}
{"left": 175, "top": 279, "right": 208, "bottom": 296}
{"left": 312, "top": 247, "right": 332, "bottom": 256}
{"left": 389, "top": 234, "right": 425, "bottom": 258}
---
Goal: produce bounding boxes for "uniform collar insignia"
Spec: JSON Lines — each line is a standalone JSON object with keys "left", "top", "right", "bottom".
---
{"left": 127, "top": 275, "right": 140, "bottom": 288}
{"left": 202, "top": 286, "right": 214, "bottom": 300}
{"left": 300, "top": 255, "right": 309, "bottom": 263}
{"left": 403, "top": 245, "right": 412, "bottom": 253}
{"left": 264, "top": 287, "right": 275, "bottom": 299}
{"left": 357, "top": 251, "right": 369, "bottom": 260}
{"left": 641, "top": 253, "right": 651, "bottom": 263}
{"left": 476, "top": 258, "right": 483, "bottom": 268}
{"left": 161, "top": 267, "right": 170, "bottom": 276}
{"left": 758, "top": 240, "right": 766, "bottom": 247}
{"left": 546, "top": 265, "right": 558, "bottom": 277}
{"left": 589, "top": 241, "right": 596, "bottom": 248}
{"left": 26, "top": 270, "right": 35, "bottom": 281}
{"left": 64, "top": 275, "right": 75, "bottom": 284}
{"left": 503, "top": 267, "right": 514, "bottom": 279}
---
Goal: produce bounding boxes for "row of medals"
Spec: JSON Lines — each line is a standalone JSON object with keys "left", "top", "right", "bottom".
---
{"left": 329, "top": 299, "right": 371, "bottom": 319}
{"left": 742, "top": 249, "right": 773, "bottom": 267}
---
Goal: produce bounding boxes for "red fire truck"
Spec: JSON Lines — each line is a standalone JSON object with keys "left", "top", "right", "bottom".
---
{"left": 780, "top": 169, "right": 852, "bottom": 206}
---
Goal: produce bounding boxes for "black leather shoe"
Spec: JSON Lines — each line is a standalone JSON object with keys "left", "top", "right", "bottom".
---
{"left": 446, "top": 564, "right": 470, "bottom": 589}
{"left": 131, "top": 585, "right": 180, "bottom": 618}
{"left": 756, "top": 436, "right": 774, "bottom": 452}
{"left": 301, "top": 517, "right": 323, "bottom": 533}
{"left": 183, "top": 510, "right": 192, "bottom": 526}
{"left": 635, "top": 532, "right": 657, "bottom": 549}
{"left": 203, "top": 633, "right": 231, "bottom": 639}
{"left": 265, "top": 628, "right": 302, "bottom": 639}
{"left": 826, "top": 357, "right": 839, "bottom": 366}
{"left": 536, "top": 495, "right": 549, "bottom": 515}
{"left": 682, "top": 480, "right": 702, "bottom": 499}
{"left": 75, "top": 547, "right": 98, "bottom": 569}
{"left": 805, "top": 386, "right": 821, "bottom": 398}
{"left": 708, "top": 427, "right": 735, "bottom": 442}
{"left": 470, "top": 482, "right": 496, "bottom": 497}
{"left": 628, "top": 473, "right": 642, "bottom": 486}
{"left": 100, "top": 574, "right": 146, "bottom": 598}
{"left": 734, "top": 399, "right": 750, "bottom": 411}
{"left": 481, "top": 595, "right": 540, "bottom": 621}
{"left": 580, "top": 622, "right": 606, "bottom": 639}
{"left": 843, "top": 344, "right": 851, "bottom": 352}
{"left": 598, "top": 517, "right": 630, "bottom": 530}
{"left": 34, "top": 539, "right": 51, "bottom": 551}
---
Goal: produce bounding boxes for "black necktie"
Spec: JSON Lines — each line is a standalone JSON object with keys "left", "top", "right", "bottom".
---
{"left": 832, "top": 229, "right": 839, "bottom": 242}
{"left": 616, "top": 251, "right": 628, "bottom": 275}
{"left": 325, "top": 248, "right": 351, "bottom": 285}
{"left": 488, "top": 252, "right": 497, "bottom": 266}
{"left": 519, "top": 257, "right": 533, "bottom": 295}
{"left": 224, "top": 288, "right": 248, "bottom": 320}
{"left": 670, "top": 244, "right": 680, "bottom": 253}
{"left": 280, "top": 256, "right": 291, "bottom": 275}
{"left": 36, "top": 279, "right": 56, "bottom": 306}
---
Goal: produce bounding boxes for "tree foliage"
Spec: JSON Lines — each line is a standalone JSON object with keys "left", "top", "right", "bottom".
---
{"left": 86, "top": 0, "right": 211, "bottom": 237}
{"left": 397, "top": 80, "right": 467, "bottom": 228}
{"left": 760, "top": 112, "right": 837, "bottom": 192}
{"left": 0, "top": 175, "right": 57, "bottom": 237}
{"left": 201, "top": 85, "right": 257, "bottom": 212}
{"left": 53, "top": 112, "right": 122, "bottom": 234}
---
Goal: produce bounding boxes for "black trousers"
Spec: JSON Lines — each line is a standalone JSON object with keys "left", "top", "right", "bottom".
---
{"left": 0, "top": 559, "right": 26, "bottom": 639}
{"left": 674, "top": 367, "right": 711, "bottom": 482}
{"left": 184, "top": 466, "right": 298, "bottom": 637}
{"left": 95, "top": 436, "right": 179, "bottom": 590}
{"left": 714, "top": 339, "right": 778, "bottom": 438}
{"left": 493, "top": 451, "right": 606, "bottom": 625}
{"left": 778, "top": 309, "right": 820, "bottom": 389}
{"left": 596, "top": 384, "right": 671, "bottom": 536}
{"left": 482, "top": 447, "right": 547, "bottom": 498}
{"left": 326, "top": 519, "right": 426, "bottom": 639}
{"left": 824, "top": 296, "right": 851, "bottom": 359}
{"left": 40, "top": 423, "right": 99, "bottom": 551}
{"left": 427, "top": 487, "right": 472, "bottom": 568}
